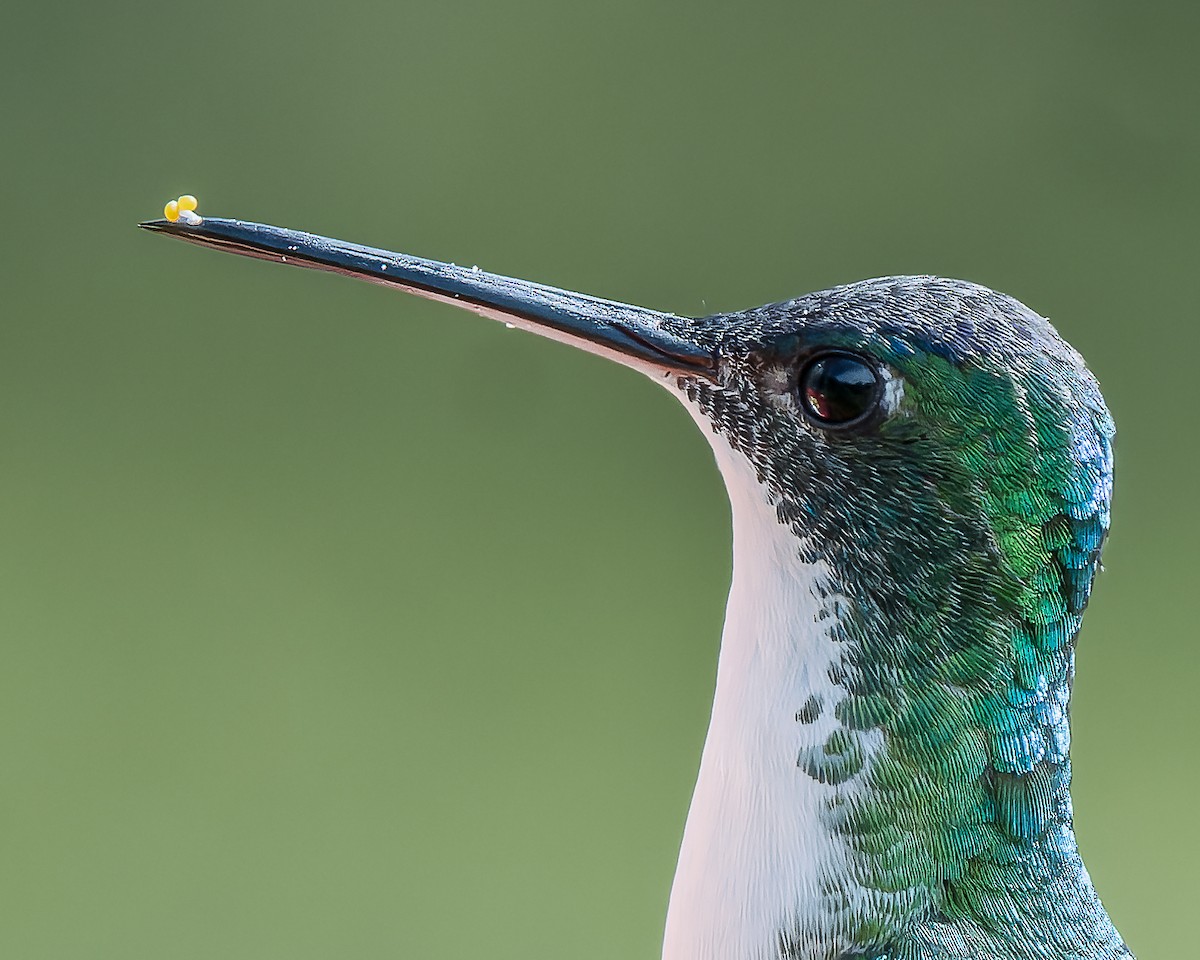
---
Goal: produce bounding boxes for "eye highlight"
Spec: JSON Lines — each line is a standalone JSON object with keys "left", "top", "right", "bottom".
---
{"left": 799, "top": 352, "right": 881, "bottom": 427}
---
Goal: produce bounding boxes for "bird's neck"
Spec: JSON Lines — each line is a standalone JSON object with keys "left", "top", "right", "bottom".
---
{"left": 662, "top": 428, "right": 1119, "bottom": 960}
{"left": 662, "top": 439, "right": 866, "bottom": 960}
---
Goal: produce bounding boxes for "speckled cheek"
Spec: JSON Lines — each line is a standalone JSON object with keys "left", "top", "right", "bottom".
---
{"left": 758, "top": 363, "right": 802, "bottom": 413}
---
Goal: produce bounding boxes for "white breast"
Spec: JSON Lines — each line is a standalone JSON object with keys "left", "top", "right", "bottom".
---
{"left": 661, "top": 410, "right": 878, "bottom": 960}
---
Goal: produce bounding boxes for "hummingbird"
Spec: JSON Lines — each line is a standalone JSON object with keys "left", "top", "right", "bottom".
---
{"left": 141, "top": 207, "right": 1131, "bottom": 960}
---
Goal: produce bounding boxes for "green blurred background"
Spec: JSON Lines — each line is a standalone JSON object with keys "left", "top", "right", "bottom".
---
{"left": 1, "top": 2, "right": 1194, "bottom": 957}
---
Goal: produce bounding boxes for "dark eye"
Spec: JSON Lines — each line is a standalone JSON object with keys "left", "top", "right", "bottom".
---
{"left": 799, "top": 352, "right": 881, "bottom": 427}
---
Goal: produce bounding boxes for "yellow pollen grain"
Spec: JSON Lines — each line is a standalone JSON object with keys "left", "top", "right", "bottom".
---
{"left": 177, "top": 194, "right": 198, "bottom": 213}
{"left": 164, "top": 199, "right": 180, "bottom": 222}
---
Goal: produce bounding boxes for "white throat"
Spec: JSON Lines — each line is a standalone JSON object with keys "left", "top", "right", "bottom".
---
{"left": 661, "top": 412, "right": 876, "bottom": 960}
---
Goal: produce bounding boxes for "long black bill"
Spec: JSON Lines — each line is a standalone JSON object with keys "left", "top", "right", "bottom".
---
{"left": 139, "top": 217, "right": 715, "bottom": 380}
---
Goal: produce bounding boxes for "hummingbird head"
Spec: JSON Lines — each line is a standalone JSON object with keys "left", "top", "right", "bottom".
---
{"left": 669, "top": 274, "right": 1114, "bottom": 658}
{"left": 143, "top": 217, "right": 1118, "bottom": 949}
